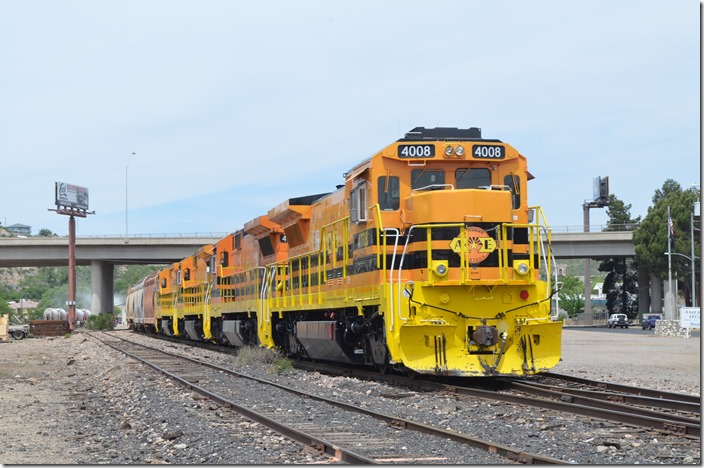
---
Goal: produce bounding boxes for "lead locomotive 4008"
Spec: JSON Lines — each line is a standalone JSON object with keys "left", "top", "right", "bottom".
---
{"left": 126, "top": 127, "right": 562, "bottom": 377}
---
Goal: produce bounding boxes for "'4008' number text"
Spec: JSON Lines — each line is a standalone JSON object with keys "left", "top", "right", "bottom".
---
{"left": 472, "top": 145, "right": 505, "bottom": 159}
{"left": 398, "top": 144, "right": 435, "bottom": 158}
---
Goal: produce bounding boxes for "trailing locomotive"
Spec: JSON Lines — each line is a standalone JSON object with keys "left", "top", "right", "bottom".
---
{"left": 126, "top": 127, "right": 562, "bottom": 376}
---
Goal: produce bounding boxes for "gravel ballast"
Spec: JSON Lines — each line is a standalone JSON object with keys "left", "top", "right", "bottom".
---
{"left": 0, "top": 328, "right": 699, "bottom": 464}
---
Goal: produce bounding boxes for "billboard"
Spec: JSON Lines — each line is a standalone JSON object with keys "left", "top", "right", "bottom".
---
{"left": 592, "top": 176, "right": 609, "bottom": 202}
{"left": 55, "top": 182, "right": 89, "bottom": 211}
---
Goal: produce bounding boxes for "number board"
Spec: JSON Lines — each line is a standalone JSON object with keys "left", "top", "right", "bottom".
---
{"left": 398, "top": 144, "right": 435, "bottom": 159}
{"left": 472, "top": 145, "right": 505, "bottom": 159}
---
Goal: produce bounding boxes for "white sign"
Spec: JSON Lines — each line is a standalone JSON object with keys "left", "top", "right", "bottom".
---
{"left": 680, "top": 307, "right": 700, "bottom": 328}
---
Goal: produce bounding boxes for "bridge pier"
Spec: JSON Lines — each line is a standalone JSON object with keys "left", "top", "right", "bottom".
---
{"left": 91, "top": 260, "right": 114, "bottom": 314}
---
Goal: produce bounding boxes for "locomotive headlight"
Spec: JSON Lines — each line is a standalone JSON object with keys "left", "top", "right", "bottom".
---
{"left": 432, "top": 260, "right": 449, "bottom": 276}
{"left": 514, "top": 261, "right": 530, "bottom": 276}
{"left": 455, "top": 145, "right": 465, "bottom": 157}
{"left": 444, "top": 145, "right": 454, "bottom": 157}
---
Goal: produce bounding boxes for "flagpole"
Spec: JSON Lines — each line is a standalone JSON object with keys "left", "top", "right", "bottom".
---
{"left": 667, "top": 205, "right": 673, "bottom": 320}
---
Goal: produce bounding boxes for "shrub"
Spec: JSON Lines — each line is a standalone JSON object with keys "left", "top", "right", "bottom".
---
{"left": 234, "top": 346, "right": 294, "bottom": 374}
{"left": 86, "top": 313, "right": 115, "bottom": 331}
{"left": 234, "top": 345, "right": 279, "bottom": 365}
{"left": 270, "top": 357, "right": 294, "bottom": 375}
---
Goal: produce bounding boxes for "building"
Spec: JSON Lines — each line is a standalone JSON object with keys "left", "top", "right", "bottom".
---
{"left": 6, "top": 223, "right": 31, "bottom": 236}
{"left": 9, "top": 299, "right": 39, "bottom": 317}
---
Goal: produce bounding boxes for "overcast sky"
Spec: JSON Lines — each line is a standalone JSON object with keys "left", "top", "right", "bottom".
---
{"left": 1, "top": 0, "right": 700, "bottom": 238}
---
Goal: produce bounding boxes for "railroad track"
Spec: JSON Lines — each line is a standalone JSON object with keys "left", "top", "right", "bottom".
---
{"left": 502, "top": 372, "right": 700, "bottom": 438}
{"left": 291, "top": 360, "right": 700, "bottom": 439}
{"left": 92, "top": 332, "right": 566, "bottom": 464}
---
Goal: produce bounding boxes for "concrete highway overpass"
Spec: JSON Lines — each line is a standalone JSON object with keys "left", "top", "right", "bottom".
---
{"left": 0, "top": 231, "right": 641, "bottom": 314}
{"left": 0, "top": 236, "right": 222, "bottom": 314}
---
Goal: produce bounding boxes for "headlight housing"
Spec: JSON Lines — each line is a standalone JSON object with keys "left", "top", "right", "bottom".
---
{"left": 514, "top": 261, "right": 530, "bottom": 276}
{"left": 432, "top": 260, "right": 449, "bottom": 276}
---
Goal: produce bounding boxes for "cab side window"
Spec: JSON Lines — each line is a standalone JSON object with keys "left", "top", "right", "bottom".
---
{"left": 350, "top": 179, "right": 368, "bottom": 223}
{"left": 378, "top": 176, "right": 400, "bottom": 210}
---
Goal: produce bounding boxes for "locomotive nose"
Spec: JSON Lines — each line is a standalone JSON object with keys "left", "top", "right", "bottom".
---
{"left": 404, "top": 189, "right": 512, "bottom": 225}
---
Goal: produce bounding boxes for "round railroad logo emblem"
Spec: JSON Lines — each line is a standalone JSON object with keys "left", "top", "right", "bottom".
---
{"left": 449, "top": 226, "right": 497, "bottom": 263}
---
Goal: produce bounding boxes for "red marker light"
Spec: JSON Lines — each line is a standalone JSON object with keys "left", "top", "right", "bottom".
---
{"left": 519, "top": 290, "right": 529, "bottom": 300}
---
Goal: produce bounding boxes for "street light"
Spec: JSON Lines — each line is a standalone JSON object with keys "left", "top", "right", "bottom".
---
{"left": 125, "top": 152, "right": 135, "bottom": 243}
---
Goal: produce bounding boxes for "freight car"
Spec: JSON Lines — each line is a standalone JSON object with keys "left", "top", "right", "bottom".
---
{"left": 126, "top": 127, "right": 562, "bottom": 376}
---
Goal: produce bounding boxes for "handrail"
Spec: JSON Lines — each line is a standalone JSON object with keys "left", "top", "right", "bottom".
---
{"left": 411, "top": 183, "right": 454, "bottom": 192}
{"left": 259, "top": 266, "right": 272, "bottom": 329}
{"left": 203, "top": 282, "right": 213, "bottom": 340}
{"left": 530, "top": 205, "right": 553, "bottom": 301}
{"left": 371, "top": 204, "right": 401, "bottom": 331}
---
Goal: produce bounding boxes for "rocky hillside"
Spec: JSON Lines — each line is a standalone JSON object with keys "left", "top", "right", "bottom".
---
{"left": 0, "top": 267, "right": 36, "bottom": 289}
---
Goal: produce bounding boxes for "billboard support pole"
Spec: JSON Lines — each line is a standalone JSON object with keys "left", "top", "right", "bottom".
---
{"left": 49, "top": 181, "right": 95, "bottom": 333}
{"left": 67, "top": 215, "right": 76, "bottom": 331}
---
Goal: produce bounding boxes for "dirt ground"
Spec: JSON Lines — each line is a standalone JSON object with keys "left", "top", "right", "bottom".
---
{"left": 552, "top": 328, "right": 700, "bottom": 395}
{"left": 0, "top": 328, "right": 700, "bottom": 464}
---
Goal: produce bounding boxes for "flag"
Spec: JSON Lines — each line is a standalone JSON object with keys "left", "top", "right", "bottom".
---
{"left": 668, "top": 215, "right": 675, "bottom": 238}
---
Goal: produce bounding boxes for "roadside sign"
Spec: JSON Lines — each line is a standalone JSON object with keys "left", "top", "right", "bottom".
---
{"left": 680, "top": 307, "right": 700, "bottom": 329}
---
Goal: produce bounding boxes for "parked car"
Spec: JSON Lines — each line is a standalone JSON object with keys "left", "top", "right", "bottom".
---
{"left": 607, "top": 313, "right": 629, "bottom": 329}
{"left": 642, "top": 314, "right": 661, "bottom": 330}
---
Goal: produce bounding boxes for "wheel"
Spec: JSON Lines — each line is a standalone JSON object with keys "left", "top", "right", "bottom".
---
{"left": 11, "top": 330, "right": 25, "bottom": 340}
{"left": 625, "top": 325, "right": 629, "bottom": 328}
{"left": 642, "top": 325, "right": 647, "bottom": 330}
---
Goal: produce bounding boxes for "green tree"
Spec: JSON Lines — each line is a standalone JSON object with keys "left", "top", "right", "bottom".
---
{"left": 19, "top": 267, "right": 69, "bottom": 300}
{"left": 603, "top": 194, "right": 642, "bottom": 232}
{"left": 558, "top": 275, "right": 584, "bottom": 318}
{"left": 599, "top": 194, "right": 640, "bottom": 318}
{"left": 114, "top": 265, "right": 161, "bottom": 295}
{"left": 17, "top": 266, "right": 92, "bottom": 317}
{"left": 633, "top": 180, "right": 700, "bottom": 306}
{"left": 600, "top": 258, "right": 639, "bottom": 318}
{"left": 38, "top": 229, "right": 54, "bottom": 237}
{"left": 0, "top": 290, "right": 12, "bottom": 316}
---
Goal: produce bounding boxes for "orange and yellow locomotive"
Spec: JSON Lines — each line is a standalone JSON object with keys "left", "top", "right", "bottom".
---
{"left": 127, "top": 127, "right": 562, "bottom": 376}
